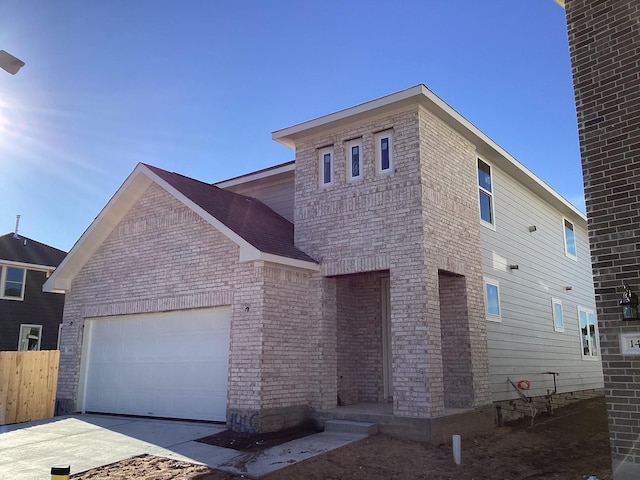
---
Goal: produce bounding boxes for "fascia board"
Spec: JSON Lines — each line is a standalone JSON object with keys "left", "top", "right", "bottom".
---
{"left": 0, "top": 259, "right": 57, "bottom": 272}
{"left": 215, "top": 162, "right": 295, "bottom": 188}
{"left": 43, "top": 166, "right": 153, "bottom": 293}
{"left": 244, "top": 251, "right": 320, "bottom": 271}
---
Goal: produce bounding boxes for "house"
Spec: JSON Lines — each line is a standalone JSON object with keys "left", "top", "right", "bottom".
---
{"left": 45, "top": 85, "right": 603, "bottom": 441}
{"left": 0, "top": 233, "right": 66, "bottom": 351}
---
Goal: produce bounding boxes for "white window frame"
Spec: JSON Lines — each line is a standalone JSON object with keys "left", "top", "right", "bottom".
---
{"left": 18, "top": 324, "right": 42, "bottom": 351}
{"left": 484, "top": 278, "right": 501, "bottom": 322}
{"left": 318, "top": 147, "right": 334, "bottom": 188}
{"left": 345, "top": 138, "right": 363, "bottom": 182}
{"left": 563, "top": 217, "right": 577, "bottom": 260}
{"left": 477, "top": 158, "right": 496, "bottom": 230}
{"left": 578, "top": 306, "right": 599, "bottom": 360}
{"left": 552, "top": 298, "right": 564, "bottom": 332}
{"left": 375, "top": 130, "right": 394, "bottom": 175}
{"left": 0, "top": 265, "right": 26, "bottom": 301}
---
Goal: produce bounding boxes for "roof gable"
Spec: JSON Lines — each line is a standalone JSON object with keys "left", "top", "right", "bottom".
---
{"left": 44, "top": 164, "right": 317, "bottom": 293}
{"left": 0, "top": 234, "right": 66, "bottom": 268}
{"left": 143, "top": 165, "right": 315, "bottom": 263}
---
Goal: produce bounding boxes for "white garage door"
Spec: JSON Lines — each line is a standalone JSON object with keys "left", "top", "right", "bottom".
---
{"left": 81, "top": 307, "right": 230, "bottom": 421}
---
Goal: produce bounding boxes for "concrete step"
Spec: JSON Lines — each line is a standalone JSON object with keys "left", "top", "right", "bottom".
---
{"left": 324, "top": 420, "right": 379, "bottom": 436}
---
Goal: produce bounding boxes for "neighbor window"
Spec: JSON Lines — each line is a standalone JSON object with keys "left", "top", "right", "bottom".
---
{"left": 484, "top": 278, "right": 501, "bottom": 321}
{"left": 345, "top": 139, "right": 363, "bottom": 182}
{"left": 318, "top": 147, "right": 334, "bottom": 187}
{"left": 578, "top": 307, "right": 598, "bottom": 358}
{"left": 375, "top": 130, "right": 393, "bottom": 175}
{"left": 1, "top": 265, "right": 26, "bottom": 300}
{"left": 18, "top": 324, "right": 42, "bottom": 351}
{"left": 478, "top": 158, "right": 494, "bottom": 227}
{"left": 563, "top": 218, "right": 577, "bottom": 259}
{"left": 552, "top": 298, "right": 564, "bottom": 332}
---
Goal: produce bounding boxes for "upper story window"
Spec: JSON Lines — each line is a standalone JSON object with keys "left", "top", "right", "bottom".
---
{"left": 318, "top": 147, "right": 334, "bottom": 187}
{"left": 578, "top": 307, "right": 598, "bottom": 359}
{"left": 375, "top": 130, "right": 394, "bottom": 175}
{"left": 1, "top": 265, "right": 26, "bottom": 300}
{"left": 478, "top": 158, "right": 495, "bottom": 227}
{"left": 484, "top": 278, "right": 501, "bottom": 322}
{"left": 345, "top": 139, "right": 363, "bottom": 182}
{"left": 563, "top": 218, "right": 577, "bottom": 259}
{"left": 552, "top": 298, "right": 564, "bottom": 332}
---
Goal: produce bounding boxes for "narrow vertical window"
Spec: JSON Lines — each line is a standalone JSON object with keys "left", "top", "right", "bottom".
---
{"left": 484, "top": 278, "right": 501, "bottom": 321}
{"left": 478, "top": 158, "right": 494, "bottom": 227}
{"left": 318, "top": 147, "right": 334, "bottom": 187}
{"left": 345, "top": 139, "right": 363, "bottom": 182}
{"left": 375, "top": 130, "right": 393, "bottom": 175}
{"left": 563, "top": 218, "right": 577, "bottom": 259}
{"left": 552, "top": 298, "right": 564, "bottom": 332}
{"left": 578, "top": 307, "right": 598, "bottom": 358}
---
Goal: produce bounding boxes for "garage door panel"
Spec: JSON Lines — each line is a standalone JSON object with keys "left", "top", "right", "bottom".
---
{"left": 83, "top": 308, "right": 230, "bottom": 421}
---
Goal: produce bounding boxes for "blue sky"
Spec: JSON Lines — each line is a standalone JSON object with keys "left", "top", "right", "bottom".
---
{"left": 0, "top": 1, "right": 577, "bottom": 252}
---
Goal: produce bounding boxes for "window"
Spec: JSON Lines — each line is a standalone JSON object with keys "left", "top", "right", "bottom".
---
{"left": 552, "top": 298, "right": 564, "bottom": 332}
{"left": 1, "top": 265, "right": 26, "bottom": 300}
{"left": 318, "top": 147, "right": 334, "bottom": 187}
{"left": 563, "top": 218, "right": 577, "bottom": 259}
{"left": 18, "top": 324, "right": 42, "bottom": 351}
{"left": 345, "top": 139, "right": 363, "bottom": 182}
{"left": 478, "top": 159, "right": 494, "bottom": 227}
{"left": 375, "top": 130, "right": 393, "bottom": 175}
{"left": 484, "top": 278, "right": 501, "bottom": 321}
{"left": 578, "top": 307, "right": 598, "bottom": 358}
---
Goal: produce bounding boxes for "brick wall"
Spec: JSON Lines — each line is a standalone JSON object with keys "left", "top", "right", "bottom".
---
{"left": 57, "top": 183, "right": 318, "bottom": 428}
{"left": 564, "top": 0, "right": 640, "bottom": 475}
{"left": 293, "top": 104, "right": 491, "bottom": 418}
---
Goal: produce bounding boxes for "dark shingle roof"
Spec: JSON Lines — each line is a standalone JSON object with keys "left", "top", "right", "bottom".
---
{"left": 144, "top": 164, "right": 317, "bottom": 264}
{"left": 0, "top": 234, "right": 66, "bottom": 267}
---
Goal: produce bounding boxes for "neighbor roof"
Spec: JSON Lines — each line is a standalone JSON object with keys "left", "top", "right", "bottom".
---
{"left": 0, "top": 233, "right": 66, "bottom": 268}
{"left": 143, "top": 165, "right": 315, "bottom": 263}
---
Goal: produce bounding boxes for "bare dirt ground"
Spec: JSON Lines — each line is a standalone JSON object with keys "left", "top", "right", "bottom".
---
{"left": 71, "top": 395, "right": 612, "bottom": 480}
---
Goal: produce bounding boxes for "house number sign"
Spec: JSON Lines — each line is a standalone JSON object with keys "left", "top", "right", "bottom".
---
{"left": 620, "top": 333, "right": 640, "bottom": 355}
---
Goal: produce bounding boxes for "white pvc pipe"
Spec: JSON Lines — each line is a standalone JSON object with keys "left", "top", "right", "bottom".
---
{"left": 452, "top": 434, "right": 461, "bottom": 465}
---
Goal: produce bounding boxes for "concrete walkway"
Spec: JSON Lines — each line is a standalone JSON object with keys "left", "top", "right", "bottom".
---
{"left": 0, "top": 415, "right": 369, "bottom": 479}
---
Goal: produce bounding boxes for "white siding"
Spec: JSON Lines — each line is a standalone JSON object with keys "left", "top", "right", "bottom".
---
{"left": 222, "top": 172, "right": 295, "bottom": 222}
{"left": 481, "top": 164, "right": 603, "bottom": 402}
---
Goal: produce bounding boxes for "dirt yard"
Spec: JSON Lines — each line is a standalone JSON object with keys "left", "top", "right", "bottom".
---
{"left": 71, "top": 396, "right": 612, "bottom": 480}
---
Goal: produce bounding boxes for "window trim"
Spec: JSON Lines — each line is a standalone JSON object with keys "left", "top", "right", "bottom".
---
{"left": 551, "top": 298, "right": 564, "bottom": 332}
{"left": 375, "top": 130, "right": 394, "bottom": 176}
{"left": 484, "top": 278, "right": 501, "bottom": 322}
{"left": 563, "top": 217, "right": 577, "bottom": 260}
{"left": 345, "top": 138, "right": 363, "bottom": 182}
{"left": 477, "top": 158, "right": 496, "bottom": 230}
{"left": 318, "top": 146, "right": 334, "bottom": 188}
{"left": 1, "top": 265, "right": 26, "bottom": 301}
{"left": 18, "top": 324, "right": 42, "bottom": 351}
{"left": 578, "top": 306, "right": 599, "bottom": 360}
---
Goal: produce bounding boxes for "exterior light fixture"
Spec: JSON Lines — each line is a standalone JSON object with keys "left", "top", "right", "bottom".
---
{"left": 0, "top": 50, "right": 25, "bottom": 75}
{"left": 528, "top": 226, "right": 537, "bottom": 233}
{"left": 508, "top": 264, "right": 519, "bottom": 270}
{"left": 620, "top": 285, "right": 639, "bottom": 320}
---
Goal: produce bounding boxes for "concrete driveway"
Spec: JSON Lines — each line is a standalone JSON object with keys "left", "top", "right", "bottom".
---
{"left": 0, "top": 415, "right": 369, "bottom": 479}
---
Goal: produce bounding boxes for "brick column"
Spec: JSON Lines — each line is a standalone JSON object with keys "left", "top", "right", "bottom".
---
{"left": 564, "top": 1, "right": 640, "bottom": 477}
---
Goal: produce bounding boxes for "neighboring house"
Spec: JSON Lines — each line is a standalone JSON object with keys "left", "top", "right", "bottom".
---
{"left": 0, "top": 233, "right": 66, "bottom": 351}
{"left": 45, "top": 85, "right": 603, "bottom": 441}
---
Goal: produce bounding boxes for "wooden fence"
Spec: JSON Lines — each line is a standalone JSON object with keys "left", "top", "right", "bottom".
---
{"left": 0, "top": 350, "right": 59, "bottom": 425}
